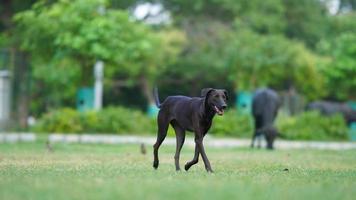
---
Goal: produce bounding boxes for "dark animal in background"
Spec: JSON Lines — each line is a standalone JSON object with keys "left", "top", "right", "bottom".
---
{"left": 306, "top": 101, "right": 356, "bottom": 126}
{"left": 251, "top": 88, "right": 281, "bottom": 150}
{"left": 153, "top": 88, "right": 228, "bottom": 173}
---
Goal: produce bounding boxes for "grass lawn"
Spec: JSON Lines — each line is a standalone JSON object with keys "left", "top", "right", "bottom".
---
{"left": 0, "top": 141, "right": 355, "bottom": 200}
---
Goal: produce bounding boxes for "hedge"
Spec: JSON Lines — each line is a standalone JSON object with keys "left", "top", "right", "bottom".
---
{"left": 32, "top": 107, "right": 155, "bottom": 134}
{"left": 32, "top": 107, "right": 349, "bottom": 141}
{"left": 277, "top": 111, "right": 349, "bottom": 141}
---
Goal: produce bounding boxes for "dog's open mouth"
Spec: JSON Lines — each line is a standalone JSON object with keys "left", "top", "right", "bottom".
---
{"left": 213, "top": 106, "right": 224, "bottom": 116}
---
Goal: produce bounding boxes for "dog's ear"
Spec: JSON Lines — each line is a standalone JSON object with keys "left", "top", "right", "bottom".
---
{"left": 222, "top": 89, "right": 229, "bottom": 100}
{"left": 201, "top": 88, "right": 214, "bottom": 97}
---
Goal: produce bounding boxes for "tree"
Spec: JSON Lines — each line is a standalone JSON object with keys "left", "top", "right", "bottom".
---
{"left": 325, "top": 13, "right": 356, "bottom": 39}
{"left": 0, "top": 0, "right": 37, "bottom": 31}
{"left": 157, "top": 18, "right": 235, "bottom": 96}
{"left": 320, "top": 33, "right": 356, "bottom": 100}
{"left": 225, "top": 28, "right": 326, "bottom": 100}
{"left": 161, "top": 0, "right": 329, "bottom": 48}
{"left": 283, "top": 0, "right": 329, "bottom": 48}
{"left": 14, "top": 0, "right": 176, "bottom": 112}
{"left": 0, "top": 0, "right": 38, "bottom": 128}
{"left": 161, "top": 0, "right": 286, "bottom": 34}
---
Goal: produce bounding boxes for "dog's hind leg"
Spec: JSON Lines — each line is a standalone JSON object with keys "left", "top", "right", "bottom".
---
{"left": 153, "top": 112, "right": 169, "bottom": 170}
{"left": 171, "top": 120, "right": 185, "bottom": 171}
{"left": 184, "top": 145, "right": 199, "bottom": 171}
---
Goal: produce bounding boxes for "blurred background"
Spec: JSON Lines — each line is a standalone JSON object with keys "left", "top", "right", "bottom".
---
{"left": 0, "top": 0, "right": 355, "bottom": 141}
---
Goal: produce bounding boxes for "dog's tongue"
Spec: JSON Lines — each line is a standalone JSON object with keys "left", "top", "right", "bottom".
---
{"left": 214, "top": 106, "right": 224, "bottom": 115}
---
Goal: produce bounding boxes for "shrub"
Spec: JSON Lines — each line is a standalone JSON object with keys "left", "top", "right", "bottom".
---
{"left": 32, "top": 107, "right": 156, "bottom": 134}
{"left": 210, "top": 110, "right": 349, "bottom": 141}
{"left": 210, "top": 109, "right": 253, "bottom": 138}
{"left": 33, "top": 107, "right": 349, "bottom": 141}
{"left": 277, "top": 111, "right": 348, "bottom": 141}
{"left": 33, "top": 108, "right": 84, "bottom": 133}
{"left": 85, "top": 107, "right": 156, "bottom": 134}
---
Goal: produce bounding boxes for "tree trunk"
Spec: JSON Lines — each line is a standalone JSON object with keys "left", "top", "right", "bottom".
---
{"left": 139, "top": 75, "right": 154, "bottom": 105}
{"left": 16, "top": 52, "right": 30, "bottom": 129}
{"left": 0, "top": 0, "right": 12, "bottom": 29}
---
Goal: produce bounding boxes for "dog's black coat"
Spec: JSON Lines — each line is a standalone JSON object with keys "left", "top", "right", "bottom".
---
{"left": 306, "top": 101, "right": 356, "bottom": 126}
{"left": 251, "top": 88, "right": 281, "bottom": 149}
{"left": 153, "top": 88, "right": 228, "bottom": 172}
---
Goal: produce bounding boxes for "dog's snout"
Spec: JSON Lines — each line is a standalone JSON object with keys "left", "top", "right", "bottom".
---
{"left": 222, "top": 105, "right": 227, "bottom": 109}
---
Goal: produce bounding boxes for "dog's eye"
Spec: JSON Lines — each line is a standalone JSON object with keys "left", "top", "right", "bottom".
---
{"left": 214, "top": 95, "right": 219, "bottom": 98}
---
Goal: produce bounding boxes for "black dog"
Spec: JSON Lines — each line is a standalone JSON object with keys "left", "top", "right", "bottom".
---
{"left": 153, "top": 88, "right": 228, "bottom": 172}
{"left": 251, "top": 88, "right": 281, "bottom": 149}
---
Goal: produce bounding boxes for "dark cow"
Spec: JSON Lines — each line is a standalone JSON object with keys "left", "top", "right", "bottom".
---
{"left": 251, "top": 88, "right": 281, "bottom": 149}
{"left": 306, "top": 101, "right": 356, "bottom": 126}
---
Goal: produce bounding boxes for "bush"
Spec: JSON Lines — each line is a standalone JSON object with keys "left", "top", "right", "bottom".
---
{"left": 33, "top": 107, "right": 156, "bottom": 134}
{"left": 87, "top": 107, "right": 155, "bottom": 134}
{"left": 210, "top": 109, "right": 253, "bottom": 138}
{"left": 277, "top": 111, "right": 349, "bottom": 141}
{"left": 32, "top": 108, "right": 84, "bottom": 133}
{"left": 33, "top": 107, "right": 349, "bottom": 141}
{"left": 210, "top": 110, "right": 349, "bottom": 141}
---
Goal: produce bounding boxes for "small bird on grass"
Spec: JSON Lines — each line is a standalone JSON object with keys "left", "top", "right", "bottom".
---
{"left": 46, "top": 140, "right": 53, "bottom": 153}
{"left": 140, "top": 143, "right": 146, "bottom": 155}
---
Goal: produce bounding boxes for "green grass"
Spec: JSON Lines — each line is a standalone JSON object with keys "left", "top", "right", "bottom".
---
{"left": 0, "top": 142, "right": 355, "bottom": 200}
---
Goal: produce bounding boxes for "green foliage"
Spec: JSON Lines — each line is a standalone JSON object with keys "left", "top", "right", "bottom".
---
{"left": 210, "top": 110, "right": 253, "bottom": 138}
{"left": 32, "top": 107, "right": 155, "bottom": 134}
{"left": 33, "top": 107, "right": 350, "bottom": 141}
{"left": 163, "top": 0, "right": 287, "bottom": 33}
{"left": 163, "top": 0, "right": 328, "bottom": 46}
{"left": 326, "top": 13, "right": 356, "bottom": 39}
{"left": 283, "top": 0, "right": 328, "bottom": 48}
{"left": 14, "top": 0, "right": 165, "bottom": 78}
{"left": 161, "top": 0, "right": 235, "bottom": 20}
{"left": 225, "top": 29, "right": 326, "bottom": 100}
{"left": 277, "top": 111, "right": 349, "bottom": 141}
{"left": 13, "top": 0, "right": 184, "bottom": 114}
{"left": 211, "top": 110, "right": 348, "bottom": 141}
{"left": 32, "top": 108, "right": 84, "bottom": 133}
{"left": 91, "top": 107, "right": 155, "bottom": 133}
{"left": 318, "top": 33, "right": 356, "bottom": 100}
{"left": 5, "top": 0, "right": 356, "bottom": 120}
{"left": 228, "top": 0, "right": 286, "bottom": 34}
{"left": 169, "top": 19, "right": 232, "bottom": 82}
{"left": 16, "top": 0, "right": 140, "bottom": 63}
{"left": 162, "top": 18, "right": 327, "bottom": 100}
{"left": 30, "top": 58, "right": 81, "bottom": 110}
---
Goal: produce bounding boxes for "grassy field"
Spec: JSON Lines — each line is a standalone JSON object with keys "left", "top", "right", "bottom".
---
{"left": 0, "top": 142, "right": 355, "bottom": 200}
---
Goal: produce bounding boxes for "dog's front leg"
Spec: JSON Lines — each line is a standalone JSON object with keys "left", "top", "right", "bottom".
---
{"left": 185, "top": 145, "right": 199, "bottom": 171}
{"left": 195, "top": 134, "right": 213, "bottom": 173}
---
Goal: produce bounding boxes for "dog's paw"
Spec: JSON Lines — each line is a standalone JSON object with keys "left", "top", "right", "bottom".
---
{"left": 153, "top": 161, "right": 159, "bottom": 169}
{"left": 184, "top": 163, "right": 190, "bottom": 171}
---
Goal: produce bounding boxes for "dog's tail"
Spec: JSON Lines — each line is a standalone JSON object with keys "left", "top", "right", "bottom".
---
{"left": 153, "top": 87, "right": 161, "bottom": 108}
